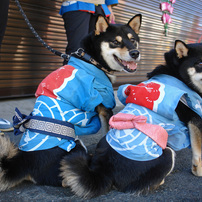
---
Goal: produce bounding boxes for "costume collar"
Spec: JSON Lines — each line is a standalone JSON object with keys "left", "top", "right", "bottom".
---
{"left": 150, "top": 74, "right": 202, "bottom": 117}
{"left": 68, "top": 56, "right": 114, "bottom": 88}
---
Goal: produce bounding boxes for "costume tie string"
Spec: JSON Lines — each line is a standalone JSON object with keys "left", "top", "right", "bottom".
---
{"left": 109, "top": 113, "right": 168, "bottom": 149}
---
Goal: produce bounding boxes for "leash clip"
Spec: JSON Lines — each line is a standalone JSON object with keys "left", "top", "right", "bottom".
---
{"left": 74, "top": 48, "right": 85, "bottom": 58}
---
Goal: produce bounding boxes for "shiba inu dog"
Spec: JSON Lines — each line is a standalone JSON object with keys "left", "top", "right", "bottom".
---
{"left": 0, "top": 14, "right": 142, "bottom": 191}
{"left": 61, "top": 40, "right": 202, "bottom": 198}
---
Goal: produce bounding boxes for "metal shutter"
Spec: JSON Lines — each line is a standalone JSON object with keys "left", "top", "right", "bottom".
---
{"left": 0, "top": 0, "right": 66, "bottom": 98}
{"left": 114, "top": 0, "right": 202, "bottom": 87}
{"left": 0, "top": 0, "right": 201, "bottom": 98}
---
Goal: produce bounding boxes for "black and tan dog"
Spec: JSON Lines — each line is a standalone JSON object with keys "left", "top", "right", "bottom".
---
{"left": 0, "top": 14, "right": 142, "bottom": 191}
{"left": 61, "top": 40, "right": 202, "bottom": 198}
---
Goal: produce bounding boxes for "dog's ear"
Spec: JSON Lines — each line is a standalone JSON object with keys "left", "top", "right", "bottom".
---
{"left": 175, "top": 40, "right": 189, "bottom": 58}
{"left": 127, "top": 14, "right": 142, "bottom": 34}
{"left": 95, "top": 15, "right": 109, "bottom": 35}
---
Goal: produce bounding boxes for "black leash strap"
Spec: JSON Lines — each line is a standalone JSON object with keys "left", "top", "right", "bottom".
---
{"left": 74, "top": 48, "right": 114, "bottom": 75}
{"left": 14, "top": 0, "right": 69, "bottom": 62}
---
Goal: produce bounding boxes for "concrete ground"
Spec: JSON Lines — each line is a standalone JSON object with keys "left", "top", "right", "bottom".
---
{"left": 0, "top": 94, "right": 201, "bottom": 202}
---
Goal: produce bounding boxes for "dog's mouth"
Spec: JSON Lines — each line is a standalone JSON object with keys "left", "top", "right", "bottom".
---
{"left": 114, "top": 55, "right": 137, "bottom": 73}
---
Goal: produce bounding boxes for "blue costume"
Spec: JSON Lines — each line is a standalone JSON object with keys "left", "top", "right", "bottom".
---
{"left": 106, "top": 74, "right": 202, "bottom": 161}
{"left": 60, "top": 0, "right": 118, "bottom": 16}
{"left": 18, "top": 56, "right": 115, "bottom": 152}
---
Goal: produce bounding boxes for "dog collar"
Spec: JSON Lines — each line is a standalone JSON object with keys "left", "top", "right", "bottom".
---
{"left": 73, "top": 48, "right": 115, "bottom": 75}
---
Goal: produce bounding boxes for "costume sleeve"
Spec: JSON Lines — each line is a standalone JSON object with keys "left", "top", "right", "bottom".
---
{"left": 57, "top": 68, "right": 104, "bottom": 112}
{"left": 117, "top": 84, "right": 131, "bottom": 105}
{"left": 93, "top": 79, "right": 116, "bottom": 109}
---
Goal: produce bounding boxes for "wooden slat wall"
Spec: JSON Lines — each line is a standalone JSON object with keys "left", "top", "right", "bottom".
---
{"left": 0, "top": 0, "right": 202, "bottom": 98}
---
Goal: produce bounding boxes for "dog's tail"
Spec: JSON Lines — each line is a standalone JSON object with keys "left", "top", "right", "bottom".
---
{"left": 60, "top": 148, "right": 112, "bottom": 199}
{"left": 0, "top": 134, "right": 18, "bottom": 159}
{"left": 0, "top": 134, "right": 20, "bottom": 191}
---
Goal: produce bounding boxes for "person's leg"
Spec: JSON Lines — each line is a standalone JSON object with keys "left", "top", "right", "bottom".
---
{"left": 62, "top": 11, "right": 91, "bottom": 55}
{"left": 0, "top": 0, "right": 13, "bottom": 132}
{"left": 0, "top": 0, "right": 10, "bottom": 48}
{"left": 89, "top": 5, "right": 105, "bottom": 33}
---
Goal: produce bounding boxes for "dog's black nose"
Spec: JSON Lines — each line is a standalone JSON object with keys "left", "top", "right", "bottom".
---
{"left": 129, "top": 50, "right": 139, "bottom": 59}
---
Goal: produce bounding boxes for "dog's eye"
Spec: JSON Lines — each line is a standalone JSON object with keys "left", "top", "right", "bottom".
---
{"left": 194, "top": 61, "right": 202, "bottom": 70}
{"left": 198, "top": 62, "right": 202, "bottom": 68}
{"left": 130, "top": 38, "right": 136, "bottom": 43}
{"left": 195, "top": 61, "right": 202, "bottom": 66}
{"left": 112, "top": 40, "right": 121, "bottom": 46}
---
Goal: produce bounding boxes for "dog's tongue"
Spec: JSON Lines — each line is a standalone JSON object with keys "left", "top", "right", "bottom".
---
{"left": 122, "top": 61, "right": 137, "bottom": 70}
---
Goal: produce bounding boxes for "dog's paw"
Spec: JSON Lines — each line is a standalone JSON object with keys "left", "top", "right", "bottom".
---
{"left": 192, "top": 165, "right": 202, "bottom": 177}
{"left": 96, "top": 104, "right": 113, "bottom": 122}
{"left": 192, "top": 163, "right": 202, "bottom": 176}
{"left": 96, "top": 104, "right": 113, "bottom": 135}
{"left": 159, "top": 179, "right": 165, "bottom": 186}
{"left": 62, "top": 179, "right": 69, "bottom": 187}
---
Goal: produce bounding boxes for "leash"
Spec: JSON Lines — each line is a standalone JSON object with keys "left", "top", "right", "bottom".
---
{"left": 14, "top": 0, "right": 70, "bottom": 63}
{"left": 73, "top": 48, "right": 114, "bottom": 75}
{"left": 15, "top": 0, "right": 113, "bottom": 74}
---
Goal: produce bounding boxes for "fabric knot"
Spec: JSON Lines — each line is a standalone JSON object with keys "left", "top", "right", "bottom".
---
{"left": 13, "top": 108, "right": 31, "bottom": 136}
{"left": 109, "top": 113, "right": 168, "bottom": 149}
{"left": 109, "top": 113, "right": 147, "bottom": 129}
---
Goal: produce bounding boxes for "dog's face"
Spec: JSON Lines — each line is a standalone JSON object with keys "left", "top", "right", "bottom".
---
{"left": 170, "top": 41, "right": 202, "bottom": 95}
{"left": 88, "top": 14, "right": 142, "bottom": 74}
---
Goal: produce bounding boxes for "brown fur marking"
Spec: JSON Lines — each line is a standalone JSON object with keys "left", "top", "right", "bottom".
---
{"left": 188, "top": 122, "right": 202, "bottom": 176}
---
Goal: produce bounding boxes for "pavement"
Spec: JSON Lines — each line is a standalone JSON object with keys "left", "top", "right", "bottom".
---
{"left": 0, "top": 93, "right": 201, "bottom": 202}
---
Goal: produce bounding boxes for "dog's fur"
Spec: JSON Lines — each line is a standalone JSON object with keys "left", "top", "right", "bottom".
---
{"left": 0, "top": 14, "right": 142, "bottom": 191}
{"left": 60, "top": 40, "right": 202, "bottom": 199}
